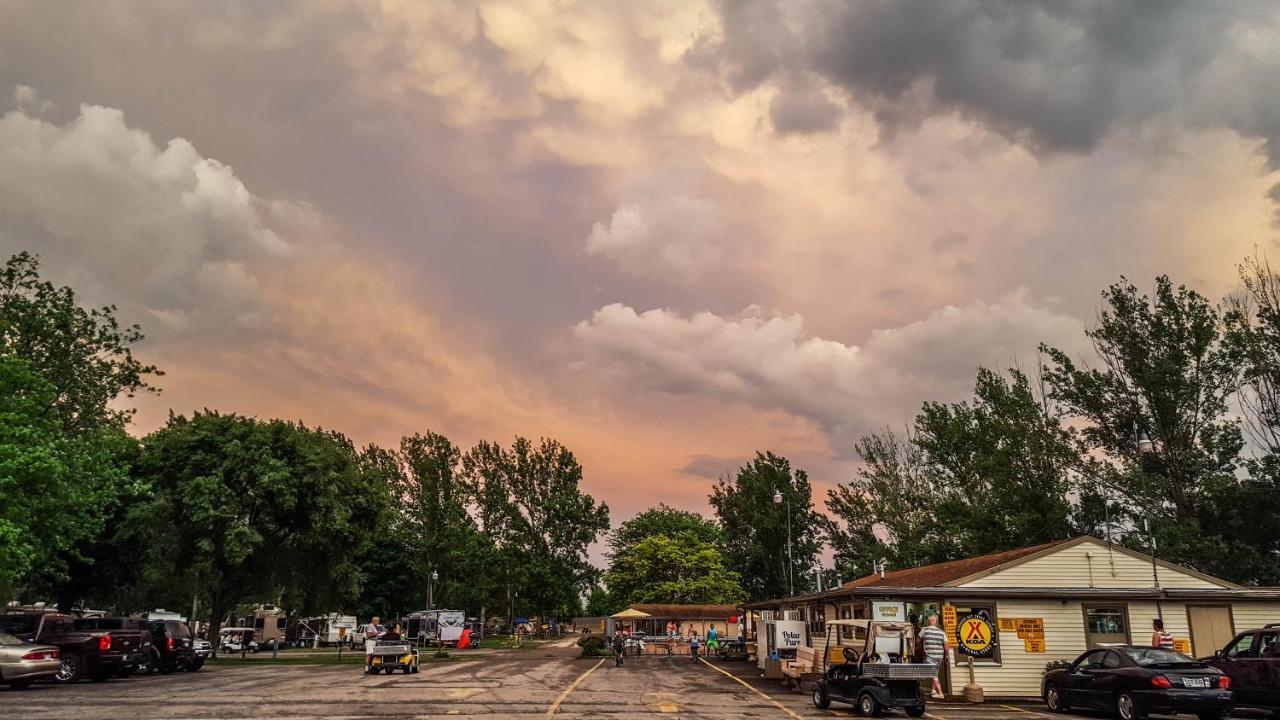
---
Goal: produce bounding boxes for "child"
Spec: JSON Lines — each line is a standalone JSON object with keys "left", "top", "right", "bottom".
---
{"left": 689, "top": 632, "right": 701, "bottom": 662}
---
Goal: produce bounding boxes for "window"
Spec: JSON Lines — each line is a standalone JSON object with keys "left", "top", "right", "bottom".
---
{"left": 1101, "top": 651, "right": 1122, "bottom": 669}
{"left": 950, "top": 604, "right": 1000, "bottom": 664}
{"left": 1259, "top": 632, "right": 1280, "bottom": 658}
{"left": 1085, "top": 608, "right": 1127, "bottom": 635}
{"left": 1121, "top": 647, "right": 1194, "bottom": 666}
{"left": 1077, "top": 650, "right": 1107, "bottom": 670}
{"left": 255, "top": 618, "right": 265, "bottom": 631}
{"left": 276, "top": 618, "right": 287, "bottom": 630}
{"left": 1226, "top": 633, "right": 1257, "bottom": 659}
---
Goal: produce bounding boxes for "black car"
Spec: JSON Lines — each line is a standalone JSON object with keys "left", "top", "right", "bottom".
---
{"left": 143, "top": 620, "right": 195, "bottom": 674}
{"left": 1203, "top": 625, "right": 1280, "bottom": 711}
{"left": 1043, "top": 646, "right": 1231, "bottom": 720}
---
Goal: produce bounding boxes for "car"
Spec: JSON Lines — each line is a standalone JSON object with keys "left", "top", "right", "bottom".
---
{"left": 189, "top": 638, "right": 211, "bottom": 671}
{"left": 811, "top": 619, "right": 933, "bottom": 718}
{"left": 1043, "top": 645, "right": 1231, "bottom": 720}
{"left": 0, "top": 612, "right": 146, "bottom": 683}
{"left": 0, "top": 632, "right": 59, "bottom": 690}
{"left": 1203, "top": 625, "right": 1280, "bottom": 711}
{"left": 144, "top": 620, "right": 195, "bottom": 674}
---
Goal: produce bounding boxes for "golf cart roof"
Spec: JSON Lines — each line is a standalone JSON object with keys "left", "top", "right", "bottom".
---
{"left": 219, "top": 627, "right": 256, "bottom": 633}
{"left": 825, "top": 619, "right": 912, "bottom": 630}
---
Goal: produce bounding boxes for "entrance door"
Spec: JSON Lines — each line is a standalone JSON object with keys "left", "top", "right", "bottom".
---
{"left": 1188, "top": 605, "right": 1234, "bottom": 659}
{"left": 1083, "top": 606, "right": 1129, "bottom": 649}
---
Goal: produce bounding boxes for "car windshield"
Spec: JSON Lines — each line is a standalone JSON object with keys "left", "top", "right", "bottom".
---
{"left": 0, "top": 615, "right": 39, "bottom": 636}
{"left": 1122, "top": 647, "right": 1196, "bottom": 666}
{"left": 0, "top": 632, "right": 27, "bottom": 646}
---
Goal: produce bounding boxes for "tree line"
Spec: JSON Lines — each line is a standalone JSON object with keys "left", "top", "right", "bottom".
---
{"left": 0, "top": 252, "right": 609, "bottom": 641}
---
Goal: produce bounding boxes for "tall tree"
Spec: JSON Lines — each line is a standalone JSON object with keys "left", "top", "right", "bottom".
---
{"left": 711, "top": 452, "right": 822, "bottom": 601}
{"left": 137, "top": 412, "right": 387, "bottom": 649}
{"left": 1042, "top": 276, "right": 1243, "bottom": 576}
{"left": 604, "top": 533, "right": 744, "bottom": 606}
{"left": 607, "top": 504, "right": 722, "bottom": 561}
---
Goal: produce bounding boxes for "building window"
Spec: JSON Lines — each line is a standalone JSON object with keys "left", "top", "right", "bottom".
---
{"left": 950, "top": 604, "right": 1000, "bottom": 664}
{"left": 1083, "top": 606, "right": 1129, "bottom": 649}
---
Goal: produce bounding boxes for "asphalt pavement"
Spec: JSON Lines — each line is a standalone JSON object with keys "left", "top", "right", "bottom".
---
{"left": 0, "top": 639, "right": 1264, "bottom": 719}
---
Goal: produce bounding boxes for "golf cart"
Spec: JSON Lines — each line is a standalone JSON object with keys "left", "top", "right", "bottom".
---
{"left": 218, "top": 627, "right": 259, "bottom": 653}
{"left": 367, "top": 638, "right": 419, "bottom": 674}
{"left": 812, "top": 619, "right": 936, "bottom": 717}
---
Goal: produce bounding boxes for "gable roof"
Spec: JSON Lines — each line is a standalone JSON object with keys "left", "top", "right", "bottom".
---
{"left": 842, "top": 539, "right": 1073, "bottom": 589}
{"left": 840, "top": 536, "right": 1243, "bottom": 590}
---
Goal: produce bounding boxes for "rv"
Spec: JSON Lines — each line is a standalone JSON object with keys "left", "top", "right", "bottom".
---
{"left": 403, "top": 610, "right": 466, "bottom": 647}
{"left": 295, "top": 614, "right": 358, "bottom": 648}
{"left": 232, "top": 605, "right": 287, "bottom": 650}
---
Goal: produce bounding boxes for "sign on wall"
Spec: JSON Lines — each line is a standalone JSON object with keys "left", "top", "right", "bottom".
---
{"left": 942, "top": 605, "right": 957, "bottom": 635}
{"left": 872, "top": 602, "right": 905, "bottom": 622}
{"left": 1172, "top": 639, "right": 1191, "bottom": 655}
{"left": 955, "top": 614, "right": 997, "bottom": 657}
{"left": 1023, "top": 638, "right": 1046, "bottom": 653}
{"left": 775, "top": 620, "right": 806, "bottom": 649}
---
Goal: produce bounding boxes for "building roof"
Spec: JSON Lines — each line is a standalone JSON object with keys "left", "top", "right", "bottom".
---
{"left": 627, "top": 604, "right": 737, "bottom": 619}
{"left": 842, "top": 539, "right": 1072, "bottom": 589}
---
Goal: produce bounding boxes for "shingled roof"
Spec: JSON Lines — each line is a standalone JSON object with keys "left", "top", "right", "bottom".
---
{"left": 842, "top": 538, "right": 1073, "bottom": 589}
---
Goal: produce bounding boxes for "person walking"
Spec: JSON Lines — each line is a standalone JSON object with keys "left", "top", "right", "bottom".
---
{"left": 919, "top": 615, "right": 948, "bottom": 699}
{"left": 689, "top": 632, "right": 700, "bottom": 663}
{"left": 706, "top": 624, "right": 719, "bottom": 656}
{"left": 364, "top": 617, "right": 386, "bottom": 673}
{"left": 1151, "top": 619, "right": 1175, "bottom": 650}
{"left": 611, "top": 633, "right": 626, "bottom": 667}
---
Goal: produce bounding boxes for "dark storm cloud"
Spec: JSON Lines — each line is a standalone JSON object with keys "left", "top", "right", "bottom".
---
{"left": 769, "top": 80, "right": 841, "bottom": 135}
{"left": 712, "top": 0, "right": 1280, "bottom": 164}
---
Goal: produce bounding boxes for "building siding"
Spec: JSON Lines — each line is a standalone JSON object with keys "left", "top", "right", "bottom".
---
{"left": 1231, "top": 603, "right": 1280, "bottom": 635}
{"left": 958, "top": 541, "right": 1226, "bottom": 590}
{"left": 946, "top": 599, "right": 1086, "bottom": 697}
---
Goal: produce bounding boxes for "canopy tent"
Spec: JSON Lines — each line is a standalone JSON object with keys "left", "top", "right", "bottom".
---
{"left": 610, "top": 608, "right": 652, "bottom": 619}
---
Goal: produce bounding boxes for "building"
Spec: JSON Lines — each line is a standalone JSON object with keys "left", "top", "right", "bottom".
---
{"left": 743, "top": 536, "right": 1280, "bottom": 697}
{"left": 606, "top": 604, "right": 738, "bottom": 637}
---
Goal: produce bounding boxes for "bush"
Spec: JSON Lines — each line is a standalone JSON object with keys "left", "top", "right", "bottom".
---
{"left": 578, "top": 635, "right": 610, "bottom": 657}
{"left": 1044, "top": 659, "right": 1072, "bottom": 674}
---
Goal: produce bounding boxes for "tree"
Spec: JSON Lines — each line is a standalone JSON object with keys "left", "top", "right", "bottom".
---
{"left": 584, "top": 585, "right": 620, "bottom": 616}
{"left": 136, "top": 412, "right": 387, "bottom": 649}
{"left": 710, "top": 452, "right": 822, "bottom": 601}
{"left": 604, "top": 534, "right": 744, "bottom": 606}
{"left": 607, "top": 504, "right": 722, "bottom": 561}
{"left": 826, "top": 368, "right": 1082, "bottom": 578}
{"left": 1042, "top": 276, "right": 1243, "bottom": 576}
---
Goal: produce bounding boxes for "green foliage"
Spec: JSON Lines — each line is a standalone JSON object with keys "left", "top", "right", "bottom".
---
{"left": 604, "top": 533, "right": 744, "bottom": 605}
{"left": 608, "top": 505, "right": 722, "bottom": 561}
{"left": 710, "top": 452, "right": 822, "bottom": 601}
{"left": 827, "top": 368, "right": 1081, "bottom": 577}
{"left": 578, "top": 634, "right": 610, "bottom": 657}
{"left": 585, "top": 585, "right": 620, "bottom": 616}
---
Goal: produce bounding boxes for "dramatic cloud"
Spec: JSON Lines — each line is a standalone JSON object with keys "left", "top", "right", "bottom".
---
{"left": 573, "top": 293, "right": 1089, "bottom": 453}
{"left": 585, "top": 193, "right": 726, "bottom": 281}
{"left": 712, "top": 1, "right": 1280, "bottom": 164}
{"left": 0, "top": 101, "right": 300, "bottom": 334}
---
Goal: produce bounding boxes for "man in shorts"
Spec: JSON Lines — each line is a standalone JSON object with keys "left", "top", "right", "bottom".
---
{"left": 364, "top": 616, "right": 386, "bottom": 673}
{"left": 918, "top": 615, "right": 948, "bottom": 699}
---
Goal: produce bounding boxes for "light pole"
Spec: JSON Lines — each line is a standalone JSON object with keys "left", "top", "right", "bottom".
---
{"left": 429, "top": 569, "right": 439, "bottom": 610}
{"left": 773, "top": 488, "right": 794, "bottom": 597}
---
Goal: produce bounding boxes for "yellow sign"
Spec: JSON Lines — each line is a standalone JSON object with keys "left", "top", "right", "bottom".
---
{"left": 338, "top": 627, "right": 347, "bottom": 639}
{"left": 1023, "top": 638, "right": 1046, "bottom": 653}
{"left": 942, "top": 605, "right": 958, "bottom": 633}
{"left": 956, "top": 614, "right": 996, "bottom": 657}
{"left": 998, "top": 618, "right": 1017, "bottom": 632}
{"left": 1173, "top": 639, "right": 1191, "bottom": 655}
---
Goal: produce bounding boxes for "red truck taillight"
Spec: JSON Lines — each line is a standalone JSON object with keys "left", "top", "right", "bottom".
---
{"left": 167, "top": 637, "right": 175, "bottom": 651}
{"left": 99, "top": 635, "right": 112, "bottom": 651}
{"left": 21, "top": 649, "right": 58, "bottom": 661}
{"left": 1218, "top": 676, "right": 1231, "bottom": 690}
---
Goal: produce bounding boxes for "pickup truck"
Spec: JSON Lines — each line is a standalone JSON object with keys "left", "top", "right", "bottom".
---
{"left": 1204, "top": 625, "right": 1280, "bottom": 711}
{"left": 0, "top": 612, "right": 147, "bottom": 683}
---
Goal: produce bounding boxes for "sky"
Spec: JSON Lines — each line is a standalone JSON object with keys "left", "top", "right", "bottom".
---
{"left": 2, "top": 0, "right": 1279, "bottom": 535}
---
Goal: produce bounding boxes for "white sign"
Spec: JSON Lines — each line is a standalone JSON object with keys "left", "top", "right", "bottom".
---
{"left": 775, "top": 620, "right": 806, "bottom": 649}
{"left": 872, "top": 602, "right": 905, "bottom": 621}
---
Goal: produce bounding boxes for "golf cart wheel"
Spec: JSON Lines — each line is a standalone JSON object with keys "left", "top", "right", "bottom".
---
{"left": 857, "top": 692, "right": 881, "bottom": 717}
{"left": 411, "top": 665, "right": 420, "bottom": 674}
{"left": 1116, "top": 691, "right": 1142, "bottom": 720}
{"left": 1044, "top": 684, "right": 1069, "bottom": 712}
{"left": 812, "top": 686, "right": 830, "bottom": 709}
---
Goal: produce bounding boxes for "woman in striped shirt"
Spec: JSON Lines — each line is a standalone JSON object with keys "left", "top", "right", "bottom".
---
{"left": 1151, "top": 618, "right": 1174, "bottom": 650}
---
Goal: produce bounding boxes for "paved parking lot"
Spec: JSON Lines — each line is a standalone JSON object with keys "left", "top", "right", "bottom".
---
{"left": 0, "top": 643, "right": 1265, "bottom": 719}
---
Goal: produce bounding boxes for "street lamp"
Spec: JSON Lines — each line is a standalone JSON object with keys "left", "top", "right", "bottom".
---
{"left": 773, "top": 489, "right": 794, "bottom": 597}
{"left": 429, "top": 569, "right": 439, "bottom": 610}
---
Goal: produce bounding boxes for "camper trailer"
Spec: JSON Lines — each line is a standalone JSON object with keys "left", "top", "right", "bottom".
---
{"left": 403, "top": 610, "right": 466, "bottom": 647}
{"left": 295, "top": 614, "right": 358, "bottom": 648}
{"left": 233, "top": 605, "right": 287, "bottom": 650}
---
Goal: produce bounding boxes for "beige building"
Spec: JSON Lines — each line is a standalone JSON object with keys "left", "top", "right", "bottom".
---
{"left": 744, "top": 536, "right": 1280, "bottom": 697}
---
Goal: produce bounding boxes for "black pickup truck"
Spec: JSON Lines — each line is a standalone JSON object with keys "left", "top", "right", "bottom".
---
{"left": 0, "top": 612, "right": 148, "bottom": 683}
{"left": 1204, "top": 625, "right": 1280, "bottom": 711}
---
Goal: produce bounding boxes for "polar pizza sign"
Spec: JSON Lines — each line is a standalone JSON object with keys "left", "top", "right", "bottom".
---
{"left": 955, "top": 614, "right": 997, "bottom": 658}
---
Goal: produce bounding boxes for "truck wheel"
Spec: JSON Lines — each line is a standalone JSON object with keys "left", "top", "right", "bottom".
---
{"left": 55, "top": 654, "right": 84, "bottom": 683}
{"left": 812, "top": 686, "right": 830, "bottom": 709}
{"left": 857, "top": 692, "right": 881, "bottom": 717}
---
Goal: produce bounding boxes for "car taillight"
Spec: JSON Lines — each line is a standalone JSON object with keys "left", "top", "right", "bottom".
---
{"left": 1218, "top": 676, "right": 1231, "bottom": 689}
{"left": 167, "top": 637, "right": 175, "bottom": 651}
{"left": 21, "top": 650, "right": 58, "bottom": 661}
{"left": 99, "top": 635, "right": 112, "bottom": 651}
{"left": 1151, "top": 675, "right": 1173, "bottom": 689}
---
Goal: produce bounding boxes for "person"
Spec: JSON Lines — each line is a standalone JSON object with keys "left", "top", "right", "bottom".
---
{"left": 707, "top": 624, "right": 719, "bottom": 655}
{"left": 364, "top": 617, "right": 386, "bottom": 673}
{"left": 611, "top": 633, "right": 626, "bottom": 667}
{"left": 909, "top": 615, "right": 925, "bottom": 663}
{"left": 918, "top": 615, "right": 948, "bottom": 700}
{"left": 689, "top": 631, "right": 701, "bottom": 662}
{"left": 383, "top": 624, "right": 402, "bottom": 642}
{"left": 1152, "top": 619, "right": 1174, "bottom": 651}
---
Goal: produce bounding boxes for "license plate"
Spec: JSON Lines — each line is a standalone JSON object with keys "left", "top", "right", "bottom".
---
{"left": 1182, "top": 677, "right": 1209, "bottom": 688}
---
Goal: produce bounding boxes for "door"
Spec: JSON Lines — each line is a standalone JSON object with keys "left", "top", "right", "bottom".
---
{"left": 1188, "top": 605, "right": 1234, "bottom": 659}
{"left": 1061, "top": 650, "right": 1108, "bottom": 710}
{"left": 1217, "top": 632, "right": 1260, "bottom": 704}
{"left": 1257, "top": 631, "right": 1280, "bottom": 708}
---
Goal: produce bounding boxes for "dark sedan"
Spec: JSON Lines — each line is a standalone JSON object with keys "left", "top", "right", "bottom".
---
{"left": 1043, "top": 646, "right": 1231, "bottom": 720}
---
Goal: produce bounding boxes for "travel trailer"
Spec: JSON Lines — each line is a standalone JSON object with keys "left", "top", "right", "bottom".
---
{"left": 295, "top": 614, "right": 358, "bottom": 647}
{"left": 403, "top": 610, "right": 466, "bottom": 647}
{"left": 231, "top": 605, "right": 287, "bottom": 650}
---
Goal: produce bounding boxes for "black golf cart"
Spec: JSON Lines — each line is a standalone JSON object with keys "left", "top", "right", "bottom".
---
{"left": 811, "top": 619, "right": 936, "bottom": 717}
